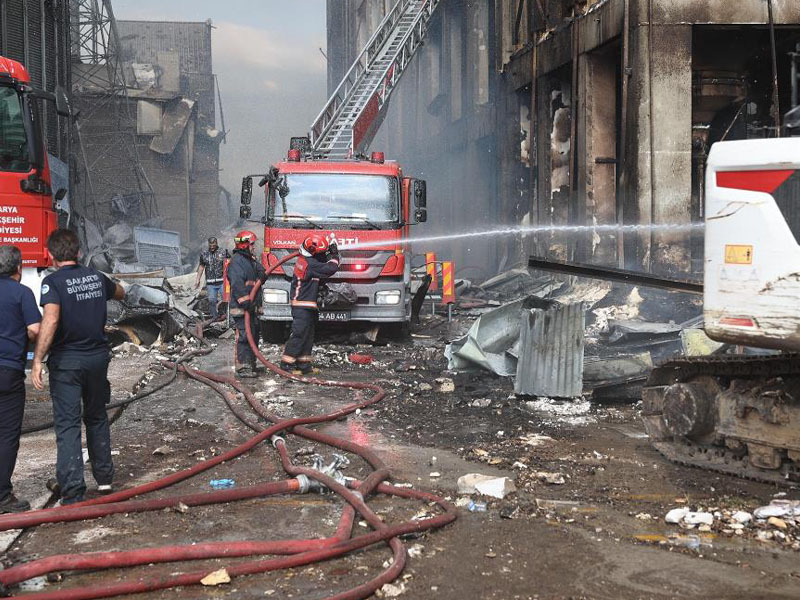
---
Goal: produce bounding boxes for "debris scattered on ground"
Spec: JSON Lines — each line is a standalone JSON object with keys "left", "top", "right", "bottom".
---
{"left": 467, "top": 500, "right": 488, "bottom": 513}
{"left": 534, "top": 471, "right": 566, "bottom": 485}
{"left": 434, "top": 377, "right": 455, "bottom": 393}
{"left": 663, "top": 504, "right": 800, "bottom": 549}
{"left": 457, "top": 474, "right": 516, "bottom": 499}
{"left": 200, "top": 568, "right": 231, "bottom": 586}
{"left": 754, "top": 500, "right": 800, "bottom": 519}
{"left": 518, "top": 433, "right": 554, "bottom": 447}
{"left": 523, "top": 397, "right": 595, "bottom": 427}
{"left": 348, "top": 353, "right": 373, "bottom": 365}
{"left": 209, "top": 479, "right": 235, "bottom": 489}
{"left": 377, "top": 581, "right": 407, "bottom": 597}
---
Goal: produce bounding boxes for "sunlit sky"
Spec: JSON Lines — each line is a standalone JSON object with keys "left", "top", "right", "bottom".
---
{"left": 112, "top": 0, "right": 328, "bottom": 194}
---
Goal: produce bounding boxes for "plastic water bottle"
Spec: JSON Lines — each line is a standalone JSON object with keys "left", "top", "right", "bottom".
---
{"left": 209, "top": 479, "right": 235, "bottom": 489}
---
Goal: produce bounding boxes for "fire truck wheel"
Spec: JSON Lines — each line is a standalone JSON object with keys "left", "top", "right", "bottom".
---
{"left": 382, "top": 321, "right": 411, "bottom": 340}
{"left": 261, "top": 321, "right": 289, "bottom": 344}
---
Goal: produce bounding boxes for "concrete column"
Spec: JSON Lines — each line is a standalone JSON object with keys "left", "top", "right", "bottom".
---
{"left": 628, "top": 15, "right": 692, "bottom": 274}
{"left": 578, "top": 50, "right": 619, "bottom": 267}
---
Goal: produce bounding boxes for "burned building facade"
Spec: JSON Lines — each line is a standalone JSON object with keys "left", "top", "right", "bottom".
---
{"left": 76, "top": 18, "right": 227, "bottom": 244}
{"left": 327, "top": 0, "right": 800, "bottom": 276}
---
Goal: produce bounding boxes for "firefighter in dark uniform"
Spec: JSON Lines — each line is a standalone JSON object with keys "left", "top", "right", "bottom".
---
{"left": 227, "top": 230, "right": 266, "bottom": 378}
{"left": 280, "top": 235, "right": 339, "bottom": 375}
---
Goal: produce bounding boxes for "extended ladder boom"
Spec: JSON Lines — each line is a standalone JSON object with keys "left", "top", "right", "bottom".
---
{"left": 310, "top": 0, "right": 441, "bottom": 159}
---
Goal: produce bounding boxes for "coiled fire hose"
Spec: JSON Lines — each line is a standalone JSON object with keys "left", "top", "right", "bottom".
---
{"left": 0, "top": 250, "right": 456, "bottom": 599}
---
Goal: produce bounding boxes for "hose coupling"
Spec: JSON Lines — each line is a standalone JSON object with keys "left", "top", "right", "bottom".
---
{"left": 271, "top": 435, "right": 286, "bottom": 449}
{"left": 295, "top": 474, "right": 311, "bottom": 494}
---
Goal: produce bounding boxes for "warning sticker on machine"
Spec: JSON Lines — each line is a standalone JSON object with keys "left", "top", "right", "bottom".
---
{"left": 724, "top": 244, "right": 753, "bottom": 265}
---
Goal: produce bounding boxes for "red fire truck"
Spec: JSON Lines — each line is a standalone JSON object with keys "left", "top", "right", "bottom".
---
{"left": 240, "top": 145, "right": 427, "bottom": 341}
{"left": 0, "top": 56, "right": 69, "bottom": 293}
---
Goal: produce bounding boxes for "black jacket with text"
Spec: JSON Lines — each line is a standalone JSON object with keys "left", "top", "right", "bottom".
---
{"left": 227, "top": 249, "right": 266, "bottom": 314}
{"left": 290, "top": 251, "right": 340, "bottom": 310}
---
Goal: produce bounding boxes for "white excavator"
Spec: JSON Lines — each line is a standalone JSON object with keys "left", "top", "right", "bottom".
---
{"left": 642, "top": 120, "right": 800, "bottom": 485}
{"left": 532, "top": 107, "right": 800, "bottom": 485}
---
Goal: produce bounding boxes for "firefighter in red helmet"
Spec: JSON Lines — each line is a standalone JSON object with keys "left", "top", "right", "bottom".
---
{"left": 280, "top": 234, "right": 339, "bottom": 374}
{"left": 227, "top": 230, "right": 266, "bottom": 378}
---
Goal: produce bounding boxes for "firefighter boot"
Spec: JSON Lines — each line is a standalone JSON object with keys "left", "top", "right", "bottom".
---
{"left": 236, "top": 364, "right": 258, "bottom": 379}
{"left": 297, "top": 362, "right": 319, "bottom": 376}
{"left": 280, "top": 360, "right": 299, "bottom": 374}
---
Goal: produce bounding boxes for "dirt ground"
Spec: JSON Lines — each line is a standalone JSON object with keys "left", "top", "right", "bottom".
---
{"left": 3, "top": 314, "right": 800, "bottom": 599}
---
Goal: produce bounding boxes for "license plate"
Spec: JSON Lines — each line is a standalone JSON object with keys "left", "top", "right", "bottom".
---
{"left": 319, "top": 311, "right": 350, "bottom": 322}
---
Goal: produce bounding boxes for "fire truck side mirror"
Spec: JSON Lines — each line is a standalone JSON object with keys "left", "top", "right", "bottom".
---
{"left": 54, "top": 87, "right": 71, "bottom": 118}
{"left": 240, "top": 205, "right": 252, "bottom": 219}
{"left": 415, "top": 208, "right": 428, "bottom": 223}
{"left": 413, "top": 180, "right": 427, "bottom": 208}
{"left": 240, "top": 176, "right": 253, "bottom": 205}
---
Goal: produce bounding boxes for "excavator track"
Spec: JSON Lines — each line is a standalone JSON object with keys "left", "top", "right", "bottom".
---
{"left": 642, "top": 354, "right": 800, "bottom": 486}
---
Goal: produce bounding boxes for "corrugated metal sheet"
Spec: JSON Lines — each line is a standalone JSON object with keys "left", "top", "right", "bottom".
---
{"left": 116, "top": 20, "right": 212, "bottom": 75}
{"left": 514, "top": 301, "right": 586, "bottom": 398}
{"left": 0, "top": 0, "right": 69, "bottom": 162}
{"left": 445, "top": 297, "right": 529, "bottom": 376}
{"left": 26, "top": 0, "right": 42, "bottom": 87}
{"left": 44, "top": 2, "right": 58, "bottom": 151}
{"left": 134, "top": 226, "right": 182, "bottom": 268}
{"left": 4, "top": 0, "right": 26, "bottom": 63}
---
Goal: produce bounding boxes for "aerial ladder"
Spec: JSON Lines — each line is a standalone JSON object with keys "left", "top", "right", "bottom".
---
{"left": 309, "top": 0, "right": 441, "bottom": 159}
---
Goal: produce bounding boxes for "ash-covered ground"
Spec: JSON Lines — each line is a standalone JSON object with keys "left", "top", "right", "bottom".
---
{"left": 3, "top": 312, "right": 799, "bottom": 599}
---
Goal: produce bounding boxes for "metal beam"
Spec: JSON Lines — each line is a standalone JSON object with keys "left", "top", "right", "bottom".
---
{"left": 528, "top": 257, "right": 704, "bottom": 295}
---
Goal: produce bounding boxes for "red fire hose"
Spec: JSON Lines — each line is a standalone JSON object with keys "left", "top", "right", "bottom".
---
{"left": 0, "top": 250, "right": 456, "bottom": 599}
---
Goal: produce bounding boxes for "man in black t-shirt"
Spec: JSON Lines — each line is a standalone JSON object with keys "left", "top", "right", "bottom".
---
{"left": 195, "top": 237, "right": 228, "bottom": 320}
{"left": 32, "top": 229, "right": 125, "bottom": 505}
{"left": 0, "top": 246, "right": 41, "bottom": 513}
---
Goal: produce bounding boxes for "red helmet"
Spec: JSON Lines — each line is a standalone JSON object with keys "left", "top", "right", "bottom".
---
{"left": 301, "top": 234, "right": 329, "bottom": 256}
{"left": 234, "top": 230, "right": 257, "bottom": 249}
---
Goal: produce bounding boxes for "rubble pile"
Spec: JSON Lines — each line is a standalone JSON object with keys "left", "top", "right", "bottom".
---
{"left": 105, "top": 270, "right": 230, "bottom": 348}
{"left": 443, "top": 266, "right": 715, "bottom": 404}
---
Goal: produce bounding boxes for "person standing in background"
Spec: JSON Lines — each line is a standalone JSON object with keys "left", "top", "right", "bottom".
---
{"left": 0, "top": 246, "right": 41, "bottom": 513}
{"left": 196, "top": 237, "right": 228, "bottom": 321}
{"left": 31, "top": 229, "right": 125, "bottom": 505}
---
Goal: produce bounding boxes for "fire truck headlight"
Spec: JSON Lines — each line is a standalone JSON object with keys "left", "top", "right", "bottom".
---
{"left": 263, "top": 289, "right": 289, "bottom": 304}
{"left": 375, "top": 290, "right": 402, "bottom": 305}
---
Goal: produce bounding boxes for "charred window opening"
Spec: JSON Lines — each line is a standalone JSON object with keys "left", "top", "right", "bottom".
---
{"left": 692, "top": 27, "right": 800, "bottom": 258}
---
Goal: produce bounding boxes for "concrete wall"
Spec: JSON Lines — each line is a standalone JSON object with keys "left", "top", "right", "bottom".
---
{"left": 518, "top": 0, "right": 800, "bottom": 274}
{"left": 327, "top": 0, "right": 800, "bottom": 277}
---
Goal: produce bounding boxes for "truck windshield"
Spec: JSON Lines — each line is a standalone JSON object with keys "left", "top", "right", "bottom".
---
{"left": 272, "top": 174, "right": 399, "bottom": 227}
{"left": 0, "top": 86, "right": 30, "bottom": 173}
